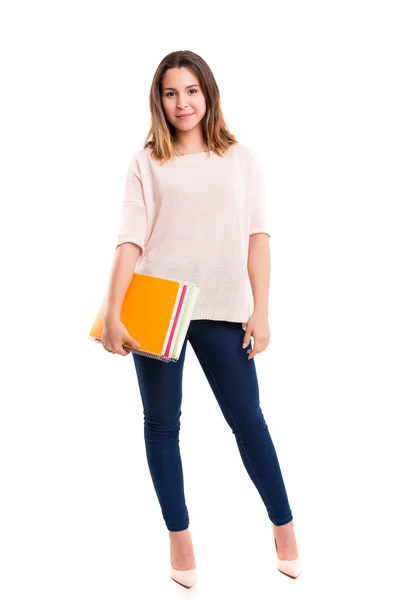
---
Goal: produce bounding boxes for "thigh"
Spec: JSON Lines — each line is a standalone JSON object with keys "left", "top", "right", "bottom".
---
{"left": 188, "top": 320, "right": 260, "bottom": 426}
{"left": 131, "top": 331, "right": 191, "bottom": 420}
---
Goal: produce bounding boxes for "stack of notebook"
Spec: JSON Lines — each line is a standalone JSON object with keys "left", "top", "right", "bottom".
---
{"left": 88, "top": 273, "right": 200, "bottom": 362}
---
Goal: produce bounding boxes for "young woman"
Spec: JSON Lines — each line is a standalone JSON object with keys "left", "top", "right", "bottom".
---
{"left": 101, "top": 50, "right": 301, "bottom": 588}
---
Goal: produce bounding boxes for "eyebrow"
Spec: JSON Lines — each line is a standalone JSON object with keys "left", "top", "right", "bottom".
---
{"left": 162, "top": 84, "right": 200, "bottom": 91}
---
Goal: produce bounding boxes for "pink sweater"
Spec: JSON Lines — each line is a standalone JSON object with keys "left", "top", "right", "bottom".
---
{"left": 116, "top": 142, "right": 270, "bottom": 323}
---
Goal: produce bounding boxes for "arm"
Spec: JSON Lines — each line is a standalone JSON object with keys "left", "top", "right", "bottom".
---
{"left": 105, "top": 152, "right": 147, "bottom": 322}
{"left": 247, "top": 233, "right": 271, "bottom": 317}
{"left": 104, "top": 242, "right": 141, "bottom": 322}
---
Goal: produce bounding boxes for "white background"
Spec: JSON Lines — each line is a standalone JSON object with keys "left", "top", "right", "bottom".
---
{"left": 1, "top": 1, "right": 399, "bottom": 598}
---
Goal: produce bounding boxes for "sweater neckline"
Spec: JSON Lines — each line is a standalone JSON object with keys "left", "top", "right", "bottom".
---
{"left": 174, "top": 150, "right": 209, "bottom": 158}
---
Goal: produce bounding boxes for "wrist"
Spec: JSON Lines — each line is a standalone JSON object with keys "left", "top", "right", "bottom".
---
{"left": 104, "top": 310, "right": 120, "bottom": 324}
{"left": 253, "top": 306, "right": 269, "bottom": 317}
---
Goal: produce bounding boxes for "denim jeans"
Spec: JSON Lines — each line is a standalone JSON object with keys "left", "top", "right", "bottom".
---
{"left": 132, "top": 319, "right": 293, "bottom": 531}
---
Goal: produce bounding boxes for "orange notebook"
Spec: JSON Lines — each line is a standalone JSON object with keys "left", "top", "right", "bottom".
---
{"left": 88, "top": 273, "right": 200, "bottom": 362}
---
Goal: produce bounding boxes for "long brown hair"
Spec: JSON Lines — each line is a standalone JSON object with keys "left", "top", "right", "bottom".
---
{"left": 143, "top": 50, "right": 239, "bottom": 165}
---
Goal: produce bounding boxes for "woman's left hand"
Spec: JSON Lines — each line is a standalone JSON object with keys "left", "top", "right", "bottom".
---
{"left": 242, "top": 310, "right": 270, "bottom": 360}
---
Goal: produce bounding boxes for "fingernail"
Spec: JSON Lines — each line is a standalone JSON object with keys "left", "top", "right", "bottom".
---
{"left": 242, "top": 343, "right": 246, "bottom": 348}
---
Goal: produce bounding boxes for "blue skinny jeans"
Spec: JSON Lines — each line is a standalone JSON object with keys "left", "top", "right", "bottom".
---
{"left": 132, "top": 319, "right": 293, "bottom": 531}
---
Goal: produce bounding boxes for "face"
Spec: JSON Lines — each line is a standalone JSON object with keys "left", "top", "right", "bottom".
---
{"left": 161, "top": 67, "right": 207, "bottom": 133}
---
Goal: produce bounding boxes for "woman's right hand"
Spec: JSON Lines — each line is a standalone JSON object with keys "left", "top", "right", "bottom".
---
{"left": 101, "top": 317, "right": 141, "bottom": 356}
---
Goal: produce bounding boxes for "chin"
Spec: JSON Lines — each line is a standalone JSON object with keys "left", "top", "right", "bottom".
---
{"left": 175, "top": 117, "right": 196, "bottom": 124}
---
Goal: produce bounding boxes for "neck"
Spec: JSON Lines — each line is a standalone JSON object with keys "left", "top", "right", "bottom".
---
{"left": 173, "top": 130, "right": 207, "bottom": 155}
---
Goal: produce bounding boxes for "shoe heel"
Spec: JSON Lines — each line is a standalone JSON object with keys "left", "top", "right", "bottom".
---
{"left": 170, "top": 565, "right": 197, "bottom": 588}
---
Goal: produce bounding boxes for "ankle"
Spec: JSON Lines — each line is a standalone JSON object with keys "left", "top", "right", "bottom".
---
{"left": 169, "top": 528, "right": 191, "bottom": 539}
{"left": 273, "top": 521, "right": 294, "bottom": 534}
{"left": 169, "top": 528, "right": 190, "bottom": 534}
{"left": 170, "top": 528, "right": 193, "bottom": 544}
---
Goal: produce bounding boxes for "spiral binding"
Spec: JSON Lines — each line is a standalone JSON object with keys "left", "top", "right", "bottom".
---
{"left": 122, "top": 344, "right": 177, "bottom": 362}
{"left": 90, "top": 337, "right": 177, "bottom": 362}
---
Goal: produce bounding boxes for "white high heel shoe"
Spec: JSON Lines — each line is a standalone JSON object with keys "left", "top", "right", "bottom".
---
{"left": 170, "top": 565, "right": 197, "bottom": 588}
{"left": 271, "top": 523, "right": 301, "bottom": 579}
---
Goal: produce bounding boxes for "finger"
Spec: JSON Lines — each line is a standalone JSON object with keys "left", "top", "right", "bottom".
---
{"left": 248, "top": 342, "right": 267, "bottom": 358}
{"left": 242, "top": 335, "right": 251, "bottom": 348}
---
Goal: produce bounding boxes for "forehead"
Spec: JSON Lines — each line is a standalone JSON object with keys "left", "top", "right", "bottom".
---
{"left": 162, "top": 67, "right": 200, "bottom": 89}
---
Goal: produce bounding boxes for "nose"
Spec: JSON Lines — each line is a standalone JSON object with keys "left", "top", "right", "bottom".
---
{"left": 176, "top": 95, "right": 188, "bottom": 109}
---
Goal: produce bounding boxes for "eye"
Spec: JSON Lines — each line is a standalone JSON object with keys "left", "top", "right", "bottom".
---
{"left": 165, "top": 89, "right": 199, "bottom": 98}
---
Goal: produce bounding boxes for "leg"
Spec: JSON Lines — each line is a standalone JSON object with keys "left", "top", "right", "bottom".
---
{"left": 131, "top": 330, "right": 191, "bottom": 532}
{"left": 188, "top": 319, "right": 293, "bottom": 526}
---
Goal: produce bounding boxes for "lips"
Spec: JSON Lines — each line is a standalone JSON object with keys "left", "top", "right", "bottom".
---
{"left": 177, "top": 113, "right": 194, "bottom": 118}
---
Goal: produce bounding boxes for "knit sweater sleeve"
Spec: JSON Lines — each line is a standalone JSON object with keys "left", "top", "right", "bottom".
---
{"left": 247, "top": 148, "right": 271, "bottom": 238}
{"left": 115, "top": 153, "right": 147, "bottom": 256}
